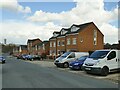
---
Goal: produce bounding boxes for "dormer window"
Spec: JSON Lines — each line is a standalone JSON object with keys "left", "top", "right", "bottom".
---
{"left": 61, "top": 29, "right": 68, "bottom": 35}
{"left": 53, "top": 32, "right": 59, "bottom": 37}
{"left": 71, "top": 26, "right": 79, "bottom": 32}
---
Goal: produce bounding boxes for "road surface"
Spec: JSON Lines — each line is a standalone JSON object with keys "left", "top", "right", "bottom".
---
{"left": 2, "top": 56, "right": 119, "bottom": 89}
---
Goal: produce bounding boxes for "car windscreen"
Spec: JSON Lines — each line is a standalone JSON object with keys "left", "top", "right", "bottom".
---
{"left": 89, "top": 51, "right": 109, "bottom": 59}
{"left": 77, "top": 56, "right": 88, "bottom": 61}
{"left": 61, "top": 52, "right": 71, "bottom": 58}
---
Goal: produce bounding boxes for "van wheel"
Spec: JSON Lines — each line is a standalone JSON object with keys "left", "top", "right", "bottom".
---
{"left": 101, "top": 67, "right": 109, "bottom": 76}
{"left": 63, "top": 62, "right": 69, "bottom": 68}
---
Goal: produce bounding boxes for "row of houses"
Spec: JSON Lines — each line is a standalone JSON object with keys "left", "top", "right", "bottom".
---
{"left": 13, "top": 39, "right": 49, "bottom": 56}
{"left": 13, "top": 22, "right": 105, "bottom": 57}
{"left": 49, "top": 22, "right": 104, "bottom": 56}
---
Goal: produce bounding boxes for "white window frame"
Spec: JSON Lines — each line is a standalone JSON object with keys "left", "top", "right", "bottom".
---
{"left": 50, "top": 42, "right": 52, "bottom": 47}
{"left": 72, "top": 38, "right": 76, "bottom": 45}
{"left": 35, "top": 45, "right": 38, "bottom": 51}
{"left": 57, "top": 40, "right": 60, "bottom": 46}
{"left": 43, "top": 44, "right": 45, "bottom": 50}
{"left": 93, "top": 30, "right": 97, "bottom": 45}
{"left": 61, "top": 40, "right": 65, "bottom": 46}
{"left": 67, "top": 38, "right": 70, "bottom": 45}
{"left": 53, "top": 42, "right": 56, "bottom": 47}
{"left": 71, "top": 26, "right": 79, "bottom": 32}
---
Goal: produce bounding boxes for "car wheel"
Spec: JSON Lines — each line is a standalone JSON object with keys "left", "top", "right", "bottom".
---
{"left": 101, "top": 67, "right": 109, "bottom": 76}
{"left": 63, "top": 62, "right": 69, "bottom": 68}
{"left": 2, "top": 61, "right": 5, "bottom": 64}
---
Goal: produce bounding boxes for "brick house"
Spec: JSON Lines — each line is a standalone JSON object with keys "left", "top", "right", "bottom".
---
{"left": 42, "top": 41, "right": 50, "bottom": 55}
{"left": 49, "top": 31, "right": 60, "bottom": 56}
{"left": 13, "top": 45, "right": 28, "bottom": 56}
{"left": 33, "top": 41, "right": 49, "bottom": 55}
{"left": 13, "top": 45, "right": 27, "bottom": 55}
{"left": 49, "top": 22, "right": 104, "bottom": 56}
{"left": 19, "top": 45, "right": 28, "bottom": 54}
{"left": 57, "top": 28, "right": 69, "bottom": 55}
{"left": 27, "top": 38, "right": 42, "bottom": 55}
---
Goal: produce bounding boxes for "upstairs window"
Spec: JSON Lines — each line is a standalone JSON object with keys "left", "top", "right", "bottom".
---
{"left": 93, "top": 30, "right": 97, "bottom": 45}
{"left": 53, "top": 33, "right": 59, "bottom": 37}
{"left": 35, "top": 45, "right": 38, "bottom": 51}
{"left": 61, "top": 40, "right": 65, "bottom": 46}
{"left": 71, "top": 26, "right": 79, "bottom": 32}
{"left": 67, "top": 38, "right": 70, "bottom": 45}
{"left": 61, "top": 29, "right": 67, "bottom": 35}
{"left": 50, "top": 42, "right": 52, "bottom": 47}
{"left": 43, "top": 44, "right": 45, "bottom": 50}
{"left": 72, "top": 38, "right": 76, "bottom": 45}
{"left": 57, "top": 40, "right": 60, "bottom": 46}
{"left": 53, "top": 42, "right": 56, "bottom": 47}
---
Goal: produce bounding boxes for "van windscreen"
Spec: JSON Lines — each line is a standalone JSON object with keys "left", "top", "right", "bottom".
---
{"left": 61, "top": 52, "right": 71, "bottom": 58}
{"left": 89, "top": 51, "right": 109, "bottom": 59}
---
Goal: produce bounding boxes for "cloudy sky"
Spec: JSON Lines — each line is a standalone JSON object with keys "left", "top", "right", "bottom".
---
{"left": 0, "top": 0, "right": 119, "bottom": 45}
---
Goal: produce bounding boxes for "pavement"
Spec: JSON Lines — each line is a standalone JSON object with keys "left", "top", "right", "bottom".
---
{"left": 2, "top": 56, "right": 119, "bottom": 88}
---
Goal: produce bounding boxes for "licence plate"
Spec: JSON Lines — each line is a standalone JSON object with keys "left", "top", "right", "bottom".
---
{"left": 85, "top": 67, "right": 91, "bottom": 70}
{"left": 69, "top": 66, "right": 72, "bottom": 68}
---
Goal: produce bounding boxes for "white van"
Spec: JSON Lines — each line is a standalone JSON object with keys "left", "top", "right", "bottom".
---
{"left": 54, "top": 52, "right": 89, "bottom": 68}
{"left": 82, "top": 50, "right": 120, "bottom": 76}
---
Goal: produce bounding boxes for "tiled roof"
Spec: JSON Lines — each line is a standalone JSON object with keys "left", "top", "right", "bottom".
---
{"left": 50, "top": 22, "right": 103, "bottom": 39}
{"left": 53, "top": 31, "right": 60, "bottom": 34}
{"left": 57, "top": 22, "right": 93, "bottom": 37}
{"left": 32, "top": 41, "right": 49, "bottom": 47}
{"left": 49, "top": 36, "right": 57, "bottom": 40}
{"left": 66, "top": 22, "right": 93, "bottom": 34}
{"left": 27, "top": 38, "right": 42, "bottom": 43}
{"left": 43, "top": 41, "right": 49, "bottom": 44}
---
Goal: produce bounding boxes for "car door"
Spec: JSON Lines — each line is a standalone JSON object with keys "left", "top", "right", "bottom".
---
{"left": 67, "top": 53, "right": 75, "bottom": 63}
{"left": 106, "top": 51, "right": 118, "bottom": 71}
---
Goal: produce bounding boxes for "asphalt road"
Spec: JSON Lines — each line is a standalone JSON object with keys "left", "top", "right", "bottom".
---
{"left": 2, "top": 56, "right": 119, "bottom": 89}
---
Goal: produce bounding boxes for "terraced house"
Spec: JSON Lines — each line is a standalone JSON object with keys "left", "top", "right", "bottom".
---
{"left": 27, "top": 38, "right": 49, "bottom": 56}
{"left": 49, "top": 22, "right": 104, "bottom": 56}
{"left": 13, "top": 45, "right": 27, "bottom": 55}
{"left": 49, "top": 31, "right": 60, "bottom": 56}
{"left": 27, "top": 38, "right": 42, "bottom": 55}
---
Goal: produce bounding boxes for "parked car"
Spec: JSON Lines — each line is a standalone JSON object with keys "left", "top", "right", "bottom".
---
{"left": 17, "top": 54, "right": 28, "bottom": 60}
{"left": 25, "top": 55, "right": 34, "bottom": 61}
{"left": 0, "top": 56, "right": 5, "bottom": 64}
{"left": 82, "top": 50, "right": 120, "bottom": 76}
{"left": 26, "top": 55, "right": 41, "bottom": 61}
{"left": 32, "top": 55, "right": 41, "bottom": 60}
{"left": 22, "top": 54, "right": 29, "bottom": 60}
{"left": 17, "top": 54, "right": 22, "bottom": 59}
{"left": 54, "top": 52, "right": 89, "bottom": 68}
{"left": 69, "top": 56, "right": 88, "bottom": 70}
